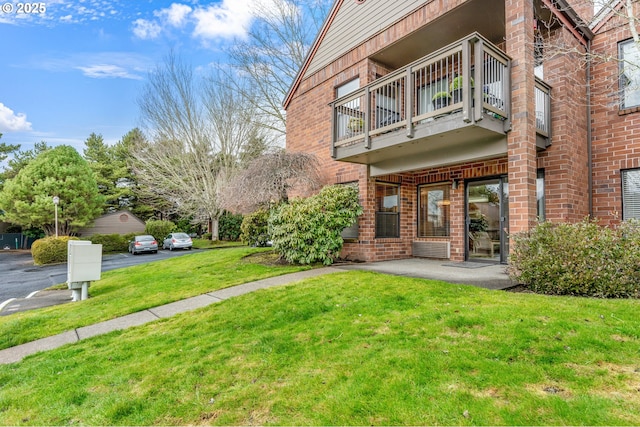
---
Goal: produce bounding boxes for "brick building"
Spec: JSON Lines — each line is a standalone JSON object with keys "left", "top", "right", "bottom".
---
{"left": 284, "top": 0, "right": 640, "bottom": 263}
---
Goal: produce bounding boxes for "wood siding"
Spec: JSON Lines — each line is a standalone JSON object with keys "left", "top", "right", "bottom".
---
{"left": 305, "top": 0, "right": 429, "bottom": 77}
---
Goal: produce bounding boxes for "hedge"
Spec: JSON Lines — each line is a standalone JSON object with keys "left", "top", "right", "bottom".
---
{"left": 31, "top": 236, "right": 78, "bottom": 265}
{"left": 508, "top": 218, "right": 640, "bottom": 298}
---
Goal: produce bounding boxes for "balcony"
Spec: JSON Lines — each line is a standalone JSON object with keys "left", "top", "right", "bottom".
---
{"left": 535, "top": 77, "right": 552, "bottom": 149}
{"left": 330, "top": 33, "right": 551, "bottom": 176}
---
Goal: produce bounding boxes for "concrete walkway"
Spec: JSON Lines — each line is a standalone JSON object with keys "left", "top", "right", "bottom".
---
{"left": 0, "top": 259, "right": 514, "bottom": 365}
{"left": 334, "top": 258, "right": 514, "bottom": 290}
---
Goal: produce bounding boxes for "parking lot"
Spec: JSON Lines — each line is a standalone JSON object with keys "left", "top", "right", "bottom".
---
{"left": 0, "top": 248, "right": 200, "bottom": 303}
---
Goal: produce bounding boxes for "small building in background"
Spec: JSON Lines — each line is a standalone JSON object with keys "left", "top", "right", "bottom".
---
{"left": 77, "top": 211, "right": 146, "bottom": 237}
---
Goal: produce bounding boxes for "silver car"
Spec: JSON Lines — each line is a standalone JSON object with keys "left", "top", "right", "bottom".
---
{"left": 129, "top": 235, "right": 158, "bottom": 255}
{"left": 162, "top": 232, "right": 193, "bottom": 251}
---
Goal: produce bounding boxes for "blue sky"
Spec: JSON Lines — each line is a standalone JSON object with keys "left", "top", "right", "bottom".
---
{"left": 0, "top": 0, "right": 275, "bottom": 152}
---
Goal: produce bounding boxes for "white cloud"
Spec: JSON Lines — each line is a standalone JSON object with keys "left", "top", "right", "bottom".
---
{"left": 132, "top": 18, "right": 162, "bottom": 40}
{"left": 191, "top": 0, "right": 297, "bottom": 40}
{"left": 192, "top": 0, "right": 255, "bottom": 40}
{"left": 30, "top": 52, "right": 150, "bottom": 80}
{"left": 0, "top": 103, "right": 32, "bottom": 132}
{"left": 154, "top": 3, "right": 192, "bottom": 28}
{"left": 76, "top": 64, "right": 143, "bottom": 80}
{"left": 130, "top": 0, "right": 297, "bottom": 42}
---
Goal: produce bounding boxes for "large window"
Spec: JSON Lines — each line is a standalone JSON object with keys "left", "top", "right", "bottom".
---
{"left": 375, "top": 182, "right": 399, "bottom": 238}
{"left": 619, "top": 39, "right": 640, "bottom": 109}
{"left": 418, "top": 184, "right": 450, "bottom": 237}
{"left": 622, "top": 168, "right": 640, "bottom": 219}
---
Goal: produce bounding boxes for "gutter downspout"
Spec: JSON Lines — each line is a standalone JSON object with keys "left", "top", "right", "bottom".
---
{"left": 587, "top": 39, "right": 593, "bottom": 217}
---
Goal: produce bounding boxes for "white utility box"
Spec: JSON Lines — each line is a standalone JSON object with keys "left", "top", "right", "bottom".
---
{"left": 67, "top": 240, "right": 102, "bottom": 301}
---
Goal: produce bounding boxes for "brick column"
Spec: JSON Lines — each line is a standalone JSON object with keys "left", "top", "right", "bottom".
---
{"left": 506, "top": 0, "right": 538, "bottom": 237}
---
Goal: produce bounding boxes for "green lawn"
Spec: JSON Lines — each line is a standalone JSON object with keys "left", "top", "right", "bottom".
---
{"left": 0, "top": 262, "right": 639, "bottom": 425}
{"left": 0, "top": 247, "right": 308, "bottom": 350}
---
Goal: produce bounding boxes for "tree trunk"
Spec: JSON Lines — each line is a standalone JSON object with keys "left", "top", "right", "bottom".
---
{"left": 209, "top": 217, "right": 219, "bottom": 241}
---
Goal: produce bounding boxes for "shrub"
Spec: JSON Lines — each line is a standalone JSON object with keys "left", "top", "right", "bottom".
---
{"left": 145, "top": 219, "right": 175, "bottom": 243}
{"left": 88, "top": 234, "right": 129, "bottom": 253}
{"left": 508, "top": 218, "right": 640, "bottom": 298}
{"left": 240, "top": 209, "right": 270, "bottom": 247}
{"left": 269, "top": 184, "right": 363, "bottom": 265}
{"left": 31, "top": 236, "right": 78, "bottom": 265}
{"left": 201, "top": 232, "right": 212, "bottom": 241}
{"left": 219, "top": 212, "right": 243, "bottom": 241}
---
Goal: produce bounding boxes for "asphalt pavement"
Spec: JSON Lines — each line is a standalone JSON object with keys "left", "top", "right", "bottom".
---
{"left": 0, "top": 248, "right": 201, "bottom": 303}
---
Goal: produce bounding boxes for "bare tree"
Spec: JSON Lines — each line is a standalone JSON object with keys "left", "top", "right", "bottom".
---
{"left": 219, "top": 149, "right": 324, "bottom": 214}
{"left": 535, "top": 0, "right": 640, "bottom": 108}
{"left": 225, "top": 0, "right": 331, "bottom": 137}
{"left": 135, "top": 53, "right": 275, "bottom": 238}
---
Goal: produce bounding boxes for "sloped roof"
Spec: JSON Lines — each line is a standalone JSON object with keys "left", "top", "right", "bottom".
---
{"left": 284, "top": 0, "right": 430, "bottom": 109}
{"left": 283, "top": 0, "right": 343, "bottom": 110}
{"left": 284, "top": 0, "right": 596, "bottom": 109}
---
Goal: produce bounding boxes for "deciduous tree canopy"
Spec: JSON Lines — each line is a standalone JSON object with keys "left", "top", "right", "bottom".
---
{"left": 219, "top": 150, "right": 323, "bottom": 214}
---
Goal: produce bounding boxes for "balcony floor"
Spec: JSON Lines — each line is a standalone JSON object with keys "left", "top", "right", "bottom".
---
{"left": 335, "top": 111, "right": 508, "bottom": 176}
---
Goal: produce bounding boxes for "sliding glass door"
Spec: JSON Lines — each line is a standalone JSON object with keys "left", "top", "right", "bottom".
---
{"left": 466, "top": 177, "right": 509, "bottom": 263}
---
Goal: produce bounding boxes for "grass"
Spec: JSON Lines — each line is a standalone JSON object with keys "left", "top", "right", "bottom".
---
{"left": 0, "top": 267, "right": 639, "bottom": 425}
{"left": 191, "top": 239, "right": 245, "bottom": 249}
{"left": 0, "top": 247, "right": 308, "bottom": 350}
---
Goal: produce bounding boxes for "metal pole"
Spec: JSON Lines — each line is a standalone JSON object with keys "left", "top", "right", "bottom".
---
{"left": 52, "top": 196, "right": 59, "bottom": 238}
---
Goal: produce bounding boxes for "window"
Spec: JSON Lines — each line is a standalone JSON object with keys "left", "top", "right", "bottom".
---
{"left": 375, "top": 81, "right": 401, "bottom": 128}
{"left": 622, "top": 169, "right": 640, "bottom": 219}
{"left": 418, "top": 184, "right": 450, "bottom": 237}
{"left": 336, "top": 78, "right": 361, "bottom": 139}
{"left": 340, "top": 181, "right": 360, "bottom": 240}
{"left": 375, "top": 183, "right": 399, "bottom": 238}
{"left": 619, "top": 39, "right": 640, "bottom": 109}
{"left": 418, "top": 77, "right": 449, "bottom": 115}
{"left": 537, "top": 169, "right": 545, "bottom": 221}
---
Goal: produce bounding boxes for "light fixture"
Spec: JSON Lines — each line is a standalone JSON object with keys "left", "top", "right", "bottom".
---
{"left": 451, "top": 179, "right": 458, "bottom": 190}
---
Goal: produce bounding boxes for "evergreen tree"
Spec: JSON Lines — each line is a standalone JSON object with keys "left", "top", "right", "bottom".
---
{"left": 0, "top": 145, "right": 103, "bottom": 235}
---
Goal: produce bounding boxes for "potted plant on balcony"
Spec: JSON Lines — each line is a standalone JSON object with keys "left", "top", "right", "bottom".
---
{"left": 450, "top": 75, "right": 474, "bottom": 104}
{"left": 347, "top": 117, "right": 364, "bottom": 134}
{"left": 431, "top": 91, "right": 451, "bottom": 110}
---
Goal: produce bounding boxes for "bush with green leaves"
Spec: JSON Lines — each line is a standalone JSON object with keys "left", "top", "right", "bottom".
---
{"left": 31, "top": 236, "right": 78, "bottom": 265}
{"left": 88, "top": 233, "right": 134, "bottom": 253}
{"left": 508, "top": 218, "right": 640, "bottom": 298}
{"left": 240, "top": 209, "right": 270, "bottom": 247}
{"left": 144, "top": 219, "right": 175, "bottom": 243}
{"left": 269, "top": 184, "right": 363, "bottom": 265}
{"left": 219, "top": 212, "right": 243, "bottom": 241}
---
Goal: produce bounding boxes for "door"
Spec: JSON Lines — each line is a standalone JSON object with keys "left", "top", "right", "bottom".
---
{"left": 466, "top": 178, "right": 509, "bottom": 263}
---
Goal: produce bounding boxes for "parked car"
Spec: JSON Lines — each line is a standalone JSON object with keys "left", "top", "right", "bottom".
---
{"left": 162, "top": 232, "right": 193, "bottom": 251}
{"left": 128, "top": 235, "right": 158, "bottom": 255}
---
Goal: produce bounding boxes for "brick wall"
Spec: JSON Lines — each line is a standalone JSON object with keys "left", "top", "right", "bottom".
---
{"left": 338, "top": 158, "right": 510, "bottom": 262}
{"left": 505, "top": 0, "right": 539, "bottom": 234}
{"left": 537, "top": 26, "right": 590, "bottom": 222}
{"left": 589, "top": 4, "right": 640, "bottom": 224}
{"left": 286, "top": 0, "right": 615, "bottom": 263}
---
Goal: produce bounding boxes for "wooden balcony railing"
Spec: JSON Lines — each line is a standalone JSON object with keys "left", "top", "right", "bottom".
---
{"left": 331, "top": 33, "right": 512, "bottom": 157}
